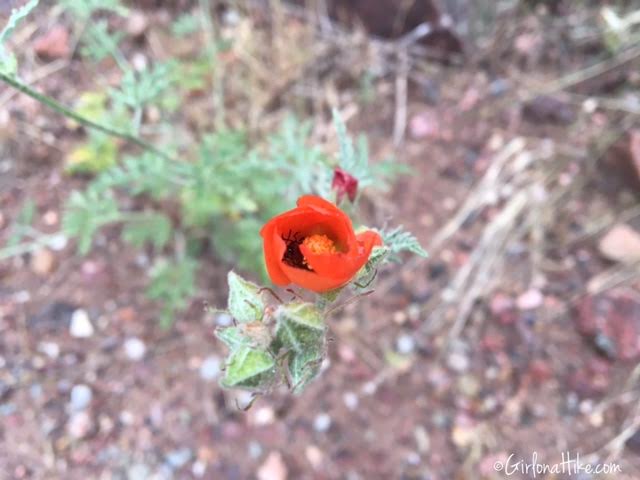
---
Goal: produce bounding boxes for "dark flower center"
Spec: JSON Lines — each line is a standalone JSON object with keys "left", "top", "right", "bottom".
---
{"left": 281, "top": 230, "right": 312, "bottom": 271}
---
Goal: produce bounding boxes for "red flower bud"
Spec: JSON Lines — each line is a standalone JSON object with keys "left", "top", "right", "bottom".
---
{"left": 332, "top": 168, "right": 358, "bottom": 203}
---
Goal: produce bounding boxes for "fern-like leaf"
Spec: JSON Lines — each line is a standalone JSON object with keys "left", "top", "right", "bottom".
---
{"left": 379, "top": 226, "right": 428, "bottom": 259}
{"left": 62, "top": 190, "right": 121, "bottom": 254}
{"left": 122, "top": 213, "right": 171, "bottom": 250}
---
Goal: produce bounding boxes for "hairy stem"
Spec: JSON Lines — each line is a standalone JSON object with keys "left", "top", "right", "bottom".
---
{"left": 0, "top": 71, "right": 175, "bottom": 162}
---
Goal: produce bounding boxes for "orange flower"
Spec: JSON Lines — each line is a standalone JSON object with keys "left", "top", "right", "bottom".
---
{"left": 260, "top": 195, "right": 383, "bottom": 293}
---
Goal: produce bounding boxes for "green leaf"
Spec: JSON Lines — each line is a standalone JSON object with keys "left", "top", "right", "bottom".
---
{"left": 60, "top": 0, "right": 127, "bottom": 20}
{"left": 147, "top": 256, "right": 197, "bottom": 328}
{"left": 0, "top": 0, "right": 39, "bottom": 45}
{"left": 215, "top": 326, "right": 253, "bottom": 350}
{"left": 110, "top": 61, "right": 177, "bottom": 110}
{"left": 288, "top": 348, "right": 323, "bottom": 394}
{"left": 227, "top": 271, "right": 264, "bottom": 324}
{"left": 0, "top": 50, "right": 17, "bottom": 76}
{"left": 171, "top": 13, "right": 200, "bottom": 37}
{"left": 0, "top": 0, "right": 39, "bottom": 75}
{"left": 80, "top": 20, "right": 124, "bottom": 63}
{"left": 379, "top": 226, "right": 428, "bottom": 259}
{"left": 122, "top": 213, "right": 171, "bottom": 249}
{"left": 220, "top": 347, "right": 276, "bottom": 390}
{"left": 65, "top": 132, "right": 118, "bottom": 174}
{"left": 62, "top": 189, "right": 121, "bottom": 254}
{"left": 275, "top": 302, "right": 325, "bottom": 354}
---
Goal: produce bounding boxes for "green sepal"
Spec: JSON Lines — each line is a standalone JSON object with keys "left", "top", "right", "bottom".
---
{"left": 227, "top": 271, "right": 264, "bottom": 323}
{"left": 288, "top": 348, "right": 324, "bottom": 394}
{"left": 275, "top": 302, "right": 325, "bottom": 354}
{"left": 215, "top": 326, "right": 253, "bottom": 350}
{"left": 220, "top": 347, "right": 276, "bottom": 390}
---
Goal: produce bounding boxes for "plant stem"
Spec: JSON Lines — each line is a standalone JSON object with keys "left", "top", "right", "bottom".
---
{"left": 0, "top": 71, "right": 175, "bottom": 162}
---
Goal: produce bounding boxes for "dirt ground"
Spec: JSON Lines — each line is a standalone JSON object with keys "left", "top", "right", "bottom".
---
{"left": 2, "top": 1, "right": 640, "bottom": 479}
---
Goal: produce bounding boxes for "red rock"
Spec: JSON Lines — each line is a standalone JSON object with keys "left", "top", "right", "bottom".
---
{"left": 489, "top": 292, "right": 517, "bottom": 325}
{"left": 481, "top": 332, "right": 506, "bottom": 353}
{"left": 409, "top": 112, "right": 439, "bottom": 139}
{"left": 576, "top": 289, "right": 640, "bottom": 362}
{"left": 34, "top": 26, "right": 70, "bottom": 60}
{"left": 528, "top": 359, "right": 553, "bottom": 383}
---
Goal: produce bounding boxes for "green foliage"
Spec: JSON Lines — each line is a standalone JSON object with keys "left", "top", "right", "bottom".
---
{"left": 172, "top": 13, "right": 201, "bottom": 37}
{"left": 110, "top": 62, "right": 177, "bottom": 112}
{"left": 147, "top": 256, "right": 197, "bottom": 328}
{"left": 122, "top": 213, "right": 171, "bottom": 250}
{"left": 220, "top": 347, "right": 277, "bottom": 390}
{"left": 227, "top": 271, "right": 265, "bottom": 324}
{"left": 62, "top": 112, "right": 402, "bottom": 324}
{"left": 215, "top": 273, "right": 328, "bottom": 394}
{"left": 332, "top": 109, "right": 404, "bottom": 193}
{"left": 91, "top": 152, "right": 187, "bottom": 198}
{"left": 7, "top": 199, "right": 36, "bottom": 248}
{"left": 62, "top": 190, "right": 121, "bottom": 254}
{"left": 60, "top": 0, "right": 127, "bottom": 21}
{"left": 80, "top": 20, "right": 125, "bottom": 65}
{"left": 0, "top": 0, "right": 39, "bottom": 75}
{"left": 66, "top": 131, "right": 119, "bottom": 174}
{"left": 379, "top": 226, "right": 428, "bottom": 260}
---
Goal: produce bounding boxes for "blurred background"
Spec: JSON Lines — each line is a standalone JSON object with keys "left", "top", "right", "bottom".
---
{"left": 1, "top": 0, "right": 640, "bottom": 478}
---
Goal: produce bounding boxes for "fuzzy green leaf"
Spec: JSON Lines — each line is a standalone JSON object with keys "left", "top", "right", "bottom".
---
{"left": 220, "top": 347, "right": 276, "bottom": 390}
{"left": 380, "top": 226, "right": 428, "bottom": 259}
{"left": 227, "top": 271, "right": 264, "bottom": 324}
{"left": 275, "top": 302, "right": 325, "bottom": 354}
{"left": 288, "top": 348, "right": 323, "bottom": 394}
{"left": 215, "top": 326, "right": 252, "bottom": 350}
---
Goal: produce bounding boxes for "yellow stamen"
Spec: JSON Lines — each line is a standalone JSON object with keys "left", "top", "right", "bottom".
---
{"left": 303, "top": 234, "right": 337, "bottom": 255}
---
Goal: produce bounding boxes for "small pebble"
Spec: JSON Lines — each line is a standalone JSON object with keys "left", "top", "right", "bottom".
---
{"left": 70, "top": 384, "right": 93, "bottom": 411}
{"left": 192, "top": 461, "right": 206, "bottom": 478}
{"left": 305, "top": 445, "right": 324, "bottom": 470}
{"left": 257, "top": 451, "right": 288, "bottom": 480}
{"left": 216, "top": 313, "right": 233, "bottom": 327}
{"left": 313, "top": 413, "right": 332, "bottom": 433}
{"left": 69, "top": 309, "right": 94, "bottom": 338}
{"left": 343, "top": 391, "right": 359, "bottom": 411}
{"left": 128, "top": 464, "right": 151, "bottom": 480}
{"left": 38, "top": 341, "right": 60, "bottom": 359}
{"left": 67, "top": 411, "right": 93, "bottom": 439}
{"left": 248, "top": 441, "right": 263, "bottom": 459}
{"left": 252, "top": 406, "right": 275, "bottom": 426}
{"left": 166, "top": 448, "right": 192, "bottom": 469}
{"left": 49, "top": 233, "right": 68, "bottom": 251}
{"left": 517, "top": 289, "right": 544, "bottom": 310}
{"left": 124, "top": 337, "right": 146, "bottom": 361}
{"left": 199, "top": 356, "right": 220, "bottom": 381}
{"left": 30, "top": 248, "right": 55, "bottom": 276}
{"left": 447, "top": 352, "right": 469, "bottom": 373}
{"left": 396, "top": 334, "right": 416, "bottom": 355}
